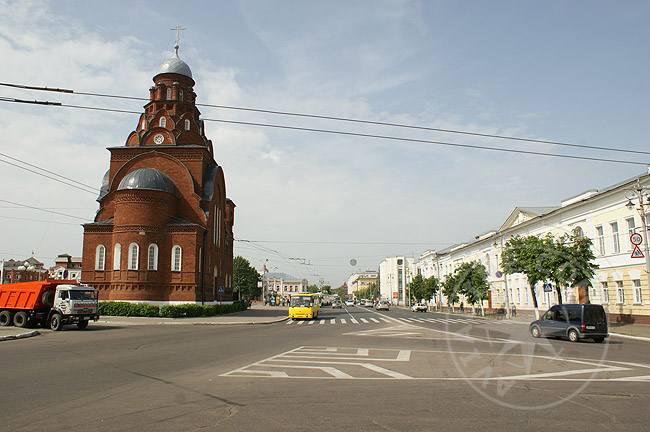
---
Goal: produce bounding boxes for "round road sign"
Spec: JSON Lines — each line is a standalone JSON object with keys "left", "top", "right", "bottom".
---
{"left": 630, "top": 232, "right": 643, "bottom": 246}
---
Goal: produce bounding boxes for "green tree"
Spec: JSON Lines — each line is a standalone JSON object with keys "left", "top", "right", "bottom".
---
{"left": 233, "top": 256, "right": 261, "bottom": 299}
{"left": 307, "top": 284, "right": 319, "bottom": 293}
{"left": 335, "top": 286, "right": 347, "bottom": 300}
{"left": 561, "top": 229, "right": 599, "bottom": 303}
{"left": 455, "top": 262, "right": 489, "bottom": 314}
{"left": 442, "top": 273, "right": 460, "bottom": 312}
{"left": 501, "top": 235, "right": 544, "bottom": 319}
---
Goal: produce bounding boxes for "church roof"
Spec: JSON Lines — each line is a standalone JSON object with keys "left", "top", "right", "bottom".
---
{"left": 155, "top": 45, "right": 192, "bottom": 78}
{"left": 117, "top": 168, "right": 178, "bottom": 197}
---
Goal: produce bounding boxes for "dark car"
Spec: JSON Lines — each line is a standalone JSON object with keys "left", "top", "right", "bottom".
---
{"left": 529, "top": 304, "right": 608, "bottom": 343}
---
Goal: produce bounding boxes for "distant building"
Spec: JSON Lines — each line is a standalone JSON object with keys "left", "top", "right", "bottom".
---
{"left": 262, "top": 272, "right": 308, "bottom": 302}
{"left": 81, "top": 43, "right": 235, "bottom": 304}
{"left": 1, "top": 257, "right": 48, "bottom": 284}
{"left": 346, "top": 271, "right": 378, "bottom": 299}
{"left": 379, "top": 258, "right": 415, "bottom": 305}
{"left": 49, "top": 253, "right": 82, "bottom": 282}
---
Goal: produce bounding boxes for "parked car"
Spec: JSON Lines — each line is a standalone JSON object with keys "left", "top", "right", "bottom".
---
{"left": 332, "top": 300, "right": 342, "bottom": 309}
{"left": 529, "top": 304, "right": 608, "bottom": 343}
{"left": 411, "top": 303, "right": 427, "bottom": 312}
{"left": 375, "top": 300, "right": 390, "bottom": 311}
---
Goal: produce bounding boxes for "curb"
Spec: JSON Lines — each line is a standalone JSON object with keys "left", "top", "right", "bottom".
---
{"left": 0, "top": 330, "right": 40, "bottom": 342}
{"left": 96, "top": 316, "right": 290, "bottom": 326}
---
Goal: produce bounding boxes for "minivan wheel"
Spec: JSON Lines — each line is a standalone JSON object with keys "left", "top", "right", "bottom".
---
{"left": 568, "top": 329, "right": 579, "bottom": 342}
{"left": 530, "top": 326, "right": 541, "bottom": 338}
{"left": 593, "top": 337, "right": 605, "bottom": 343}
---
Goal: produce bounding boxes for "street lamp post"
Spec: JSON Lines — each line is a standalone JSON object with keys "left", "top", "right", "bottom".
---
{"left": 494, "top": 237, "right": 511, "bottom": 319}
{"left": 626, "top": 179, "right": 650, "bottom": 295}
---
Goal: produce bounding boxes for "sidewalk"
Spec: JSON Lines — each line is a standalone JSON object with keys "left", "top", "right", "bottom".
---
{"left": 0, "top": 304, "right": 290, "bottom": 341}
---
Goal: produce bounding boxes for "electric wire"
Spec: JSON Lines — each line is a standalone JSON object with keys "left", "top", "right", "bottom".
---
{"left": 0, "top": 152, "right": 99, "bottom": 194}
{"left": 1, "top": 81, "right": 648, "bottom": 157}
{"left": 0, "top": 98, "right": 646, "bottom": 166}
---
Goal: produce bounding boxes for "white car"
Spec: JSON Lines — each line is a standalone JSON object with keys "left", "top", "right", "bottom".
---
{"left": 411, "top": 303, "right": 427, "bottom": 312}
{"left": 345, "top": 300, "right": 354, "bottom": 306}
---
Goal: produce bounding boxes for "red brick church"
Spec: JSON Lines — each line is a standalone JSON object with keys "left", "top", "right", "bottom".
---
{"left": 81, "top": 43, "right": 235, "bottom": 304}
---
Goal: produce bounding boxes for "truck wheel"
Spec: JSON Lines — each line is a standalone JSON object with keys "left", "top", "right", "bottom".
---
{"left": 0, "top": 310, "right": 13, "bottom": 327}
{"left": 76, "top": 321, "right": 89, "bottom": 329}
{"left": 49, "top": 313, "right": 63, "bottom": 331}
{"left": 42, "top": 290, "right": 55, "bottom": 308}
{"left": 13, "top": 311, "right": 29, "bottom": 328}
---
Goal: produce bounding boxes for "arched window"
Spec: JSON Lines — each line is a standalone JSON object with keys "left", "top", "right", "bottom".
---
{"left": 148, "top": 244, "right": 159, "bottom": 271}
{"left": 95, "top": 245, "right": 105, "bottom": 271}
{"left": 140, "top": 118, "right": 146, "bottom": 130}
{"left": 184, "top": 119, "right": 190, "bottom": 130}
{"left": 172, "top": 245, "right": 182, "bottom": 272}
{"left": 128, "top": 243, "right": 139, "bottom": 270}
{"left": 166, "top": 87, "right": 172, "bottom": 100}
{"left": 159, "top": 117, "right": 166, "bottom": 128}
{"left": 113, "top": 243, "right": 121, "bottom": 270}
{"left": 179, "top": 89, "right": 184, "bottom": 101}
{"left": 573, "top": 226, "right": 584, "bottom": 237}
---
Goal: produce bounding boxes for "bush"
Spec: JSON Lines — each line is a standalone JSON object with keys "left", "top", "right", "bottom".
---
{"left": 99, "top": 301, "right": 249, "bottom": 318}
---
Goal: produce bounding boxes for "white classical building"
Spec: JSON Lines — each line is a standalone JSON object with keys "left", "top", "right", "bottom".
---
{"left": 415, "top": 168, "right": 650, "bottom": 323}
{"left": 379, "top": 256, "right": 415, "bottom": 305}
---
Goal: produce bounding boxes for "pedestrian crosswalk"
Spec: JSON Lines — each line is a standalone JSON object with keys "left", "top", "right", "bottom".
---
{"left": 286, "top": 315, "right": 511, "bottom": 326}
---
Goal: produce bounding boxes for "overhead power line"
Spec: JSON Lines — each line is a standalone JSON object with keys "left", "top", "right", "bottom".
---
{"left": 0, "top": 97, "right": 646, "bottom": 166}
{"left": 0, "top": 198, "right": 89, "bottom": 221}
{"left": 0, "top": 152, "right": 99, "bottom": 194}
{"left": 1, "top": 81, "right": 649, "bottom": 157}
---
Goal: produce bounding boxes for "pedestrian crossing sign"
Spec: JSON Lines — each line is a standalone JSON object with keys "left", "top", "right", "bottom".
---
{"left": 631, "top": 246, "right": 644, "bottom": 259}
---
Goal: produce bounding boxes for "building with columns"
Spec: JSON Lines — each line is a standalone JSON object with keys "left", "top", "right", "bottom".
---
{"left": 415, "top": 168, "right": 650, "bottom": 323}
{"left": 81, "top": 44, "right": 235, "bottom": 304}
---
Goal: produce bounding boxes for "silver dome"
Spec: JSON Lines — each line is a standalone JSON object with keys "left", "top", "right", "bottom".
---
{"left": 117, "top": 168, "right": 178, "bottom": 196}
{"left": 155, "top": 46, "right": 192, "bottom": 78}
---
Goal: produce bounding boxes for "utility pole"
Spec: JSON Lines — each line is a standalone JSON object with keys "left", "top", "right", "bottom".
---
{"left": 626, "top": 179, "right": 650, "bottom": 297}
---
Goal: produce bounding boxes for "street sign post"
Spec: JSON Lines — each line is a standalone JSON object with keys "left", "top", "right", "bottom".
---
{"left": 631, "top": 232, "right": 645, "bottom": 258}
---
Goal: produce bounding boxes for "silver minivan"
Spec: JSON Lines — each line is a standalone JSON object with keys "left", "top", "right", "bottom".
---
{"left": 529, "top": 304, "right": 608, "bottom": 343}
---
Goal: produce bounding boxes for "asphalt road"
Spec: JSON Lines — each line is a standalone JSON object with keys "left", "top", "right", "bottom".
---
{"left": 2, "top": 305, "right": 649, "bottom": 431}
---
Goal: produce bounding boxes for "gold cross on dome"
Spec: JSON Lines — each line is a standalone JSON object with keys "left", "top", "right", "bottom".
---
{"left": 170, "top": 25, "right": 186, "bottom": 46}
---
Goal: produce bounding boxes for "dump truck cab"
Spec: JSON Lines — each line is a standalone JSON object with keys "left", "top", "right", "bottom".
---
{"left": 49, "top": 285, "right": 99, "bottom": 330}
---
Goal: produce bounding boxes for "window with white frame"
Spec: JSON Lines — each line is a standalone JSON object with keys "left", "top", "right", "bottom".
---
{"left": 610, "top": 221, "right": 620, "bottom": 254}
{"left": 159, "top": 117, "right": 166, "bottom": 128}
{"left": 616, "top": 281, "right": 624, "bottom": 304}
{"left": 595, "top": 226, "right": 605, "bottom": 255}
{"left": 166, "top": 87, "right": 172, "bottom": 100}
{"left": 172, "top": 245, "right": 182, "bottom": 272}
{"left": 601, "top": 282, "right": 609, "bottom": 304}
{"left": 633, "top": 280, "right": 642, "bottom": 304}
{"left": 148, "top": 244, "right": 158, "bottom": 271}
{"left": 626, "top": 217, "right": 636, "bottom": 250}
{"left": 113, "top": 243, "right": 121, "bottom": 270}
{"left": 95, "top": 245, "right": 105, "bottom": 271}
{"left": 128, "top": 243, "right": 139, "bottom": 270}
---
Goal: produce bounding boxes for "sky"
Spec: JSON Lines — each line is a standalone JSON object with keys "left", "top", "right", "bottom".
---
{"left": 1, "top": 0, "right": 649, "bottom": 287}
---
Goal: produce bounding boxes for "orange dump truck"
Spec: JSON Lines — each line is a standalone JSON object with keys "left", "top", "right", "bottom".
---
{"left": 0, "top": 279, "right": 99, "bottom": 331}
